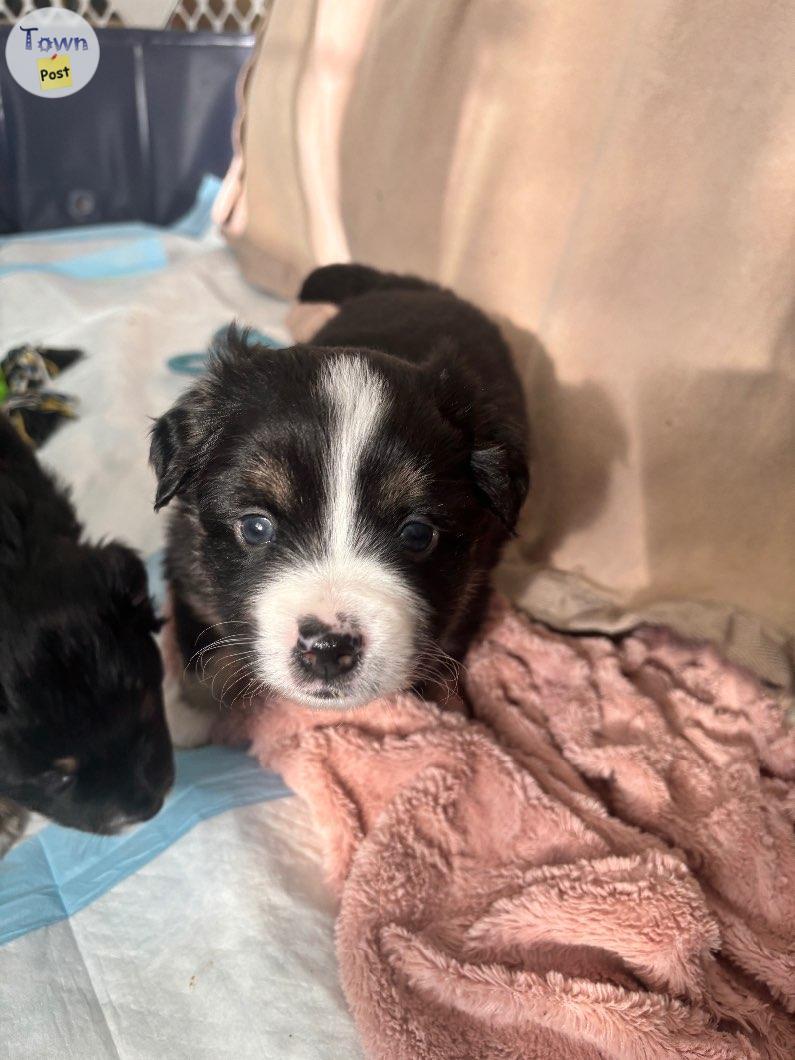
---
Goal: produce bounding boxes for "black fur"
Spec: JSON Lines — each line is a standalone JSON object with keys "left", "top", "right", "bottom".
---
{"left": 151, "top": 265, "right": 529, "bottom": 705}
{"left": 0, "top": 417, "right": 174, "bottom": 835}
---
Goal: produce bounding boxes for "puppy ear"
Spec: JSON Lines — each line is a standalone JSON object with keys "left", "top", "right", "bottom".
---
{"left": 150, "top": 326, "right": 257, "bottom": 511}
{"left": 430, "top": 351, "right": 530, "bottom": 533}
{"left": 149, "top": 404, "right": 197, "bottom": 512}
{"left": 470, "top": 435, "right": 530, "bottom": 533}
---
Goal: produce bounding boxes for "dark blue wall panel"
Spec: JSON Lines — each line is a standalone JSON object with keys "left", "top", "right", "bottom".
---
{"left": 0, "top": 28, "right": 253, "bottom": 233}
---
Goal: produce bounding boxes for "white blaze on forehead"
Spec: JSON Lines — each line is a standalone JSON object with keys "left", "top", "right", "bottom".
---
{"left": 321, "top": 355, "right": 387, "bottom": 558}
{"left": 251, "top": 353, "right": 426, "bottom": 708}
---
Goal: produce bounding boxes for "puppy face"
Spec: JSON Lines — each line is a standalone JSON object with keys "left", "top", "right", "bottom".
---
{"left": 152, "top": 333, "right": 528, "bottom": 708}
{"left": 0, "top": 545, "right": 174, "bottom": 833}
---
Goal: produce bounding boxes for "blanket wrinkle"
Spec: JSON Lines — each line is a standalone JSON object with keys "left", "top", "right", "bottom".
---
{"left": 463, "top": 852, "right": 717, "bottom": 1001}
{"left": 242, "top": 595, "right": 795, "bottom": 1058}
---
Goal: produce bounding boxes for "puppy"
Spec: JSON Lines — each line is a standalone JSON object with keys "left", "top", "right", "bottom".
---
{"left": 151, "top": 265, "right": 529, "bottom": 740}
{"left": 0, "top": 416, "right": 174, "bottom": 848}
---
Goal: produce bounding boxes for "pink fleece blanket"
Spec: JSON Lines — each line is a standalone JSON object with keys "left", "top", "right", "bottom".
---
{"left": 243, "top": 598, "right": 794, "bottom": 1058}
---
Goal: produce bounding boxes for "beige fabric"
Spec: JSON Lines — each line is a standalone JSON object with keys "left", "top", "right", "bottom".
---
{"left": 219, "top": 0, "right": 795, "bottom": 689}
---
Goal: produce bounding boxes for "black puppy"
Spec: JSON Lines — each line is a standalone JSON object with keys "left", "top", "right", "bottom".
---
{"left": 0, "top": 416, "right": 174, "bottom": 850}
{"left": 151, "top": 265, "right": 529, "bottom": 741}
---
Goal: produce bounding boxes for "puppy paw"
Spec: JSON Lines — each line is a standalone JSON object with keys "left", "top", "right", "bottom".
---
{"left": 163, "top": 677, "right": 217, "bottom": 749}
{"left": 0, "top": 800, "right": 28, "bottom": 858}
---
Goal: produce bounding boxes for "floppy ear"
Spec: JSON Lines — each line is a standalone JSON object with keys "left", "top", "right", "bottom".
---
{"left": 470, "top": 432, "right": 530, "bottom": 533}
{"left": 149, "top": 403, "right": 197, "bottom": 511}
{"left": 150, "top": 325, "right": 261, "bottom": 511}
{"left": 430, "top": 353, "right": 530, "bottom": 533}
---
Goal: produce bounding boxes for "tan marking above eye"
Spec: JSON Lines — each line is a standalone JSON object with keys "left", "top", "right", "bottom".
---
{"left": 52, "top": 756, "right": 78, "bottom": 774}
{"left": 379, "top": 464, "right": 428, "bottom": 508}
{"left": 244, "top": 462, "right": 294, "bottom": 507}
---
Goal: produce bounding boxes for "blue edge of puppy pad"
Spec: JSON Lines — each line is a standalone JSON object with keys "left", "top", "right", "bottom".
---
{"left": 1, "top": 562, "right": 294, "bottom": 950}
{"left": 0, "top": 173, "right": 221, "bottom": 276}
{"left": 0, "top": 749, "right": 293, "bottom": 947}
{"left": 0, "top": 187, "right": 295, "bottom": 945}
{"left": 1, "top": 553, "right": 294, "bottom": 948}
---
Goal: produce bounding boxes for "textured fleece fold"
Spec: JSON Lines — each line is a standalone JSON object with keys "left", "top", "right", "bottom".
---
{"left": 243, "top": 598, "right": 794, "bottom": 1058}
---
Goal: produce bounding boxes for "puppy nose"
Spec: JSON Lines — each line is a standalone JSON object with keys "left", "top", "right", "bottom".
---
{"left": 128, "top": 792, "right": 166, "bottom": 825}
{"left": 298, "top": 631, "right": 360, "bottom": 680}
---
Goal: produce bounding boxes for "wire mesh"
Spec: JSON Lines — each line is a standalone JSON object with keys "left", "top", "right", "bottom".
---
{"left": 0, "top": 0, "right": 270, "bottom": 32}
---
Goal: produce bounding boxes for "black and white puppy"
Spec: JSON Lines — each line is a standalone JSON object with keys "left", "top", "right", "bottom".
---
{"left": 0, "top": 416, "right": 174, "bottom": 849}
{"left": 151, "top": 265, "right": 529, "bottom": 739}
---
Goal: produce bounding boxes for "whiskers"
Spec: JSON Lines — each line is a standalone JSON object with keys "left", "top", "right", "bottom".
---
{"left": 185, "top": 622, "right": 268, "bottom": 707}
{"left": 180, "top": 622, "right": 463, "bottom": 712}
{"left": 410, "top": 639, "right": 463, "bottom": 705}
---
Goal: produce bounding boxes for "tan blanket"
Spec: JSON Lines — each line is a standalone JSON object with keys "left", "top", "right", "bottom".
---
{"left": 244, "top": 599, "right": 795, "bottom": 1059}
{"left": 215, "top": 0, "right": 795, "bottom": 691}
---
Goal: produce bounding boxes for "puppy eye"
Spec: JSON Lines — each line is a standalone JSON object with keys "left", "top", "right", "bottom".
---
{"left": 39, "top": 770, "right": 76, "bottom": 796}
{"left": 238, "top": 513, "right": 276, "bottom": 546}
{"left": 398, "top": 519, "right": 438, "bottom": 557}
